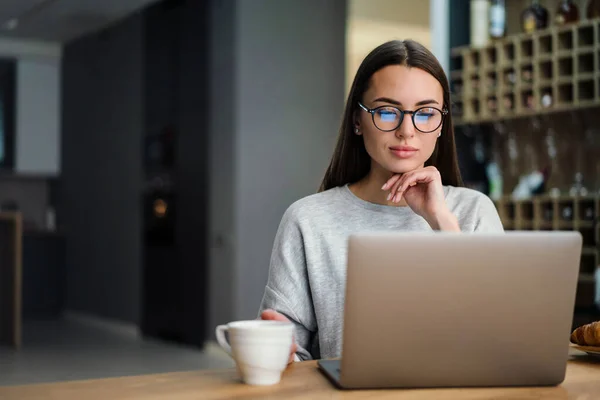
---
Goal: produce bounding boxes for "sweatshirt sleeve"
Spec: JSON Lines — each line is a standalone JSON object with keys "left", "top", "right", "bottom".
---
{"left": 258, "top": 205, "right": 317, "bottom": 361}
{"left": 474, "top": 195, "right": 505, "bottom": 232}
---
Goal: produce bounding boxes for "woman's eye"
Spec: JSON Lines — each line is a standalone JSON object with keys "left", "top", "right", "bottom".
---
{"left": 376, "top": 109, "right": 398, "bottom": 122}
{"left": 414, "top": 111, "right": 435, "bottom": 123}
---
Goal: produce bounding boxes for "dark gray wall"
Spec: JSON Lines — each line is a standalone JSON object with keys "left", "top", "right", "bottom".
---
{"left": 61, "top": 13, "right": 143, "bottom": 323}
{"left": 207, "top": 0, "right": 237, "bottom": 337}
{"left": 60, "top": 0, "right": 346, "bottom": 332}
{"left": 235, "top": 0, "right": 346, "bottom": 320}
{"left": 208, "top": 0, "right": 347, "bottom": 332}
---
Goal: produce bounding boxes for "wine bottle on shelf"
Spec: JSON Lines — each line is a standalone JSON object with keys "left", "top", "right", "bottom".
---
{"left": 503, "top": 94, "right": 514, "bottom": 111}
{"left": 521, "top": 66, "right": 533, "bottom": 82}
{"left": 527, "top": 94, "right": 535, "bottom": 109}
{"left": 489, "top": 0, "right": 506, "bottom": 39}
{"left": 588, "top": 0, "right": 600, "bottom": 19}
{"left": 504, "top": 69, "right": 516, "bottom": 86}
{"left": 544, "top": 121, "right": 562, "bottom": 197}
{"left": 561, "top": 204, "right": 574, "bottom": 221}
{"left": 471, "top": 76, "right": 480, "bottom": 92}
{"left": 486, "top": 138, "right": 503, "bottom": 201}
{"left": 486, "top": 74, "right": 496, "bottom": 90}
{"left": 487, "top": 97, "right": 498, "bottom": 113}
{"left": 583, "top": 205, "right": 595, "bottom": 221}
{"left": 522, "top": 0, "right": 549, "bottom": 33}
{"left": 555, "top": 0, "right": 579, "bottom": 26}
{"left": 569, "top": 172, "right": 588, "bottom": 197}
{"left": 581, "top": 109, "right": 600, "bottom": 195}
{"left": 541, "top": 90, "right": 553, "bottom": 108}
{"left": 470, "top": 0, "right": 490, "bottom": 48}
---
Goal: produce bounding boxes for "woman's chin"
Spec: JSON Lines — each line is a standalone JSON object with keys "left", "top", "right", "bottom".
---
{"left": 386, "top": 161, "right": 422, "bottom": 174}
{"left": 371, "top": 158, "right": 425, "bottom": 176}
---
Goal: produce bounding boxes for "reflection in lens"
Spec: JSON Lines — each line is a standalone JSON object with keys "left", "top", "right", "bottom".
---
{"left": 414, "top": 108, "right": 441, "bottom": 132}
{"left": 374, "top": 107, "right": 400, "bottom": 130}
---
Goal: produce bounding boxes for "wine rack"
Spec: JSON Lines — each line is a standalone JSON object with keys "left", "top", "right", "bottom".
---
{"left": 494, "top": 195, "right": 600, "bottom": 309}
{"left": 451, "top": 18, "right": 600, "bottom": 125}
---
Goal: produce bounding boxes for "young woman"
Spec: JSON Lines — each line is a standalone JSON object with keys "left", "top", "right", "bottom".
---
{"left": 259, "top": 40, "right": 504, "bottom": 362}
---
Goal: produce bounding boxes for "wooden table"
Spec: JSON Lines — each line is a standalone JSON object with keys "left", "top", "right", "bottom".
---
{"left": 0, "top": 348, "right": 599, "bottom": 399}
{"left": 0, "top": 211, "right": 22, "bottom": 349}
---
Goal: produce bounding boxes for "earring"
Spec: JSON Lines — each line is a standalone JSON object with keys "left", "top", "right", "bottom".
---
{"left": 437, "top": 132, "right": 441, "bottom": 137}
{"left": 355, "top": 128, "right": 359, "bottom": 134}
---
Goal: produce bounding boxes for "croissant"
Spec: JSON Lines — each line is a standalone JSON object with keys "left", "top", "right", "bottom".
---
{"left": 571, "top": 321, "right": 600, "bottom": 346}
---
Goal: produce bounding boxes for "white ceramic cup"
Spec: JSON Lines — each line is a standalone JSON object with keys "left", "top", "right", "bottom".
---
{"left": 215, "top": 320, "right": 294, "bottom": 386}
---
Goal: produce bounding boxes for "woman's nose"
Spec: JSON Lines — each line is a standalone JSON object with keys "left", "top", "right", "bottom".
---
{"left": 395, "top": 115, "right": 415, "bottom": 139}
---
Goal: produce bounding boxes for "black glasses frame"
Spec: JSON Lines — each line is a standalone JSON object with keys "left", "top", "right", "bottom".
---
{"left": 357, "top": 101, "right": 448, "bottom": 133}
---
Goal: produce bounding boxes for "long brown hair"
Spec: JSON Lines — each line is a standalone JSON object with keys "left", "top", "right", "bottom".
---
{"left": 319, "top": 39, "right": 463, "bottom": 192}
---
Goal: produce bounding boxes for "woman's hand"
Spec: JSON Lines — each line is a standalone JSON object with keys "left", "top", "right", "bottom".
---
{"left": 260, "top": 309, "right": 298, "bottom": 364}
{"left": 382, "top": 166, "right": 460, "bottom": 231}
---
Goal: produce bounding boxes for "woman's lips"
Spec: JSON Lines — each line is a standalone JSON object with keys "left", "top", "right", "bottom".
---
{"left": 389, "top": 146, "right": 418, "bottom": 158}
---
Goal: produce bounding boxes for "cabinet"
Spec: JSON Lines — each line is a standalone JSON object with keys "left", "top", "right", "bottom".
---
{"left": 140, "top": 0, "right": 209, "bottom": 348}
{"left": 494, "top": 195, "right": 600, "bottom": 311}
{"left": 0, "top": 212, "right": 22, "bottom": 348}
{"left": 451, "top": 18, "right": 600, "bottom": 125}
{"left": 450, "top": 2, "right": 600, "bottom": 323}
{"left": 22, "top": 232, "right": 65, "bottom": 318}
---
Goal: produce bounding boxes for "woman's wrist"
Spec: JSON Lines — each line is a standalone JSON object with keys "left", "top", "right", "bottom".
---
{"left": 426, "top": 209, "right": 460, "bottom": 232}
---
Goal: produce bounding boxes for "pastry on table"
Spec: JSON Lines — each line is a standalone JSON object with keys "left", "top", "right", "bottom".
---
{"left": 571, "top": 321, "right": 600, "bottom": 347}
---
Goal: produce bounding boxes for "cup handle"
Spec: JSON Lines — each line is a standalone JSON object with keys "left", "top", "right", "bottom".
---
{"left": 215, "top": 325, "right": 232, "bottom": 356}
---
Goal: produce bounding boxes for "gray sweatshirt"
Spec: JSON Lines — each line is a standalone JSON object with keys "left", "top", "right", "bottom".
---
{"left": 258, "top": 184, "right": 504, "bottom": 361}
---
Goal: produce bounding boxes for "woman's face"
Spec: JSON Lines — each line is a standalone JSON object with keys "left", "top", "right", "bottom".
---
{"left": 355, "top": 65, "right": 444, "bottom": 176}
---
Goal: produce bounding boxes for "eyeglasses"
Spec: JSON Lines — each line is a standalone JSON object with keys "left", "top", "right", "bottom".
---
{"left": 358, "top": 101, "right": 447, "bottom": 133}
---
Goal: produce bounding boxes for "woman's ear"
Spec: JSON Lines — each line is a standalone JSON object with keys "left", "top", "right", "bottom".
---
{"left": 353, "top": 113, "right": 362, "bottom": 135}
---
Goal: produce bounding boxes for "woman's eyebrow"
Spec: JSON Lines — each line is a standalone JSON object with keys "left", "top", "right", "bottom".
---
{"left": 373, "top": 97, "right": 440, "bottom": 107}
{"left": 414, "top": 99, "right": 440, "bottom": 106}
{"left": 373, "top": 97, "right": 401, "bottom": 105}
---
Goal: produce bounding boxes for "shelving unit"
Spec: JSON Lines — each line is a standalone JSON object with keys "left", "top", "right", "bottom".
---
{"left": 494, "top": 195, "right": 600, "bottom": 309}
{"left": 451, "top": 19, "right": 600, "bottom": 125}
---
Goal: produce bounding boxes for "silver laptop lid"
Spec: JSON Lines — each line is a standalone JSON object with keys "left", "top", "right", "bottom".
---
{"left": 340, "top": 231, "right": 581, "bottom": 389}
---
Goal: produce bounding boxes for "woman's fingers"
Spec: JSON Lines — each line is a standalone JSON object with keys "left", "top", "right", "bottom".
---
{"left": 393, "top": 174, "right": 417, "bottom": 202}
{"left": 260, "top": 309, "right": 290, "bottom": 322}
{"left": 381, "top": 174, "right": 401, "bottom": 193}
{"left": 288, "top": 342, "right": 298, "bottom": 364}
{"left": 383, "top": 175, "right": 402, "bottom": 201}
{"left": 390, "top": 172, "right": 411, "bottom": 201}
{"left": 392, "top": 171, "right": 425, "bottom": 202}
{"left": 261, "top": 310, "right": 298, "bottom": 364}
{"left": 382, "top": 168, "right": 441, "bottom": 203}
{"left": 394, "top": 170, "right": 435, "bottom": 202}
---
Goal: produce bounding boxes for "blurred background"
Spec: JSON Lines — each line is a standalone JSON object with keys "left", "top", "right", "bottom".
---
{"left": 0, "top": 0, "right": 598, "bottom": 386}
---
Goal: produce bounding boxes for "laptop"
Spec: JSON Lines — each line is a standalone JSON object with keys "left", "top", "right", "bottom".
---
{"left": 318, "top": 231, "right": 582, "bottom": 389}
